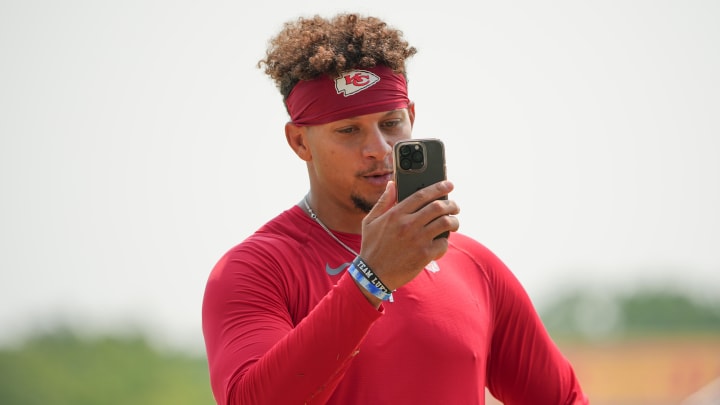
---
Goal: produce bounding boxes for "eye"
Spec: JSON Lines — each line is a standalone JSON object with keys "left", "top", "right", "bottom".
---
{"left": 336, "top": 126, "right": 357, "bottom": 134}
{"left": 381, "top": 120, "right": 401, "bottom": 128}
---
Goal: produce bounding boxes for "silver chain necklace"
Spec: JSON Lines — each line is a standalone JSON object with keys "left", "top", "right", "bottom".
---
{"left": 303, "top": 196, "right": 359, "bottom": 257}
{"left": 304, "top": 196, "right": 398, "bottom": 302}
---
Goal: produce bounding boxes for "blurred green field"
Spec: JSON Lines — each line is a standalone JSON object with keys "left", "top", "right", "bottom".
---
{"left": 1, "top": 285, "right": 718, "bottom": 405}
{"left": 0, "top": 329, "right": 214, "bottom": 405}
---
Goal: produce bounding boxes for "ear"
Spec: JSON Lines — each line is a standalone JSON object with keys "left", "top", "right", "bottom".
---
{"left": 285, "top": 122, "right": 312, "bottom": 161}
{"left": 407, "top": 101, "right": 416, "bottom": 127}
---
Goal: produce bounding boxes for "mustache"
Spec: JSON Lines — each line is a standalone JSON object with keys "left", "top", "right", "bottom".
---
{"left": 357, "top": 163, "right": 394, "bottom": 176}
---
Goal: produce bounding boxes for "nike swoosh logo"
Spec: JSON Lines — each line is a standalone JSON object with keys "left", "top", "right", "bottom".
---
{"left": 326, "top": 262, "right": 351, "bottom": 276}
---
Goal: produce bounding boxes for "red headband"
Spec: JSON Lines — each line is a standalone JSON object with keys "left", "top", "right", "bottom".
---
{"left": 285, "top": 65, "right": 409, "bottom": 126}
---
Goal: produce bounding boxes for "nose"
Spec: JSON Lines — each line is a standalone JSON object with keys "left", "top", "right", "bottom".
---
{"left": 363, "top": 127, "right": 393, "bottom": 160}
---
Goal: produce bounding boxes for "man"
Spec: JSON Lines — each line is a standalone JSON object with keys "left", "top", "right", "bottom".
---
{"left": 202, "top": 13, "right": 588, "bottom": 404}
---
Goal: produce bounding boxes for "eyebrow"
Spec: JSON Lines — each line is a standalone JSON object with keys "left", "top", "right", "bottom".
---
{"left": 345, "top": 109, "right": 405, "bottom": 121}
{"left": 383, "top": 109, "right": 405, "bottom": 116}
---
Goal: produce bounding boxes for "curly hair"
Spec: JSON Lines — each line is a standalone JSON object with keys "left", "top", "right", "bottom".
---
{"left": 258, "top": 13, "right": 417, "bottom": 101}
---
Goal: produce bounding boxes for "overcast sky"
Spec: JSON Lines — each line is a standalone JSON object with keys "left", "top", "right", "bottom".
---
{"left": 1, "top": 1, "right": 718, "bottom": 353}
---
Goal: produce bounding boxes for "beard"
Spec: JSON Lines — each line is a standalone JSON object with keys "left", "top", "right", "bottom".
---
{"left": 350, "top": 162, "right": 393, "bottom": 214}
{"left": 351, "top": 194, "right": 375, "bottom": 214}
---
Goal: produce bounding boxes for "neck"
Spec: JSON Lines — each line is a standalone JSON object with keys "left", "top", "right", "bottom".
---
{"left": 301, "top": 194, "right": 364, "bottom": 234}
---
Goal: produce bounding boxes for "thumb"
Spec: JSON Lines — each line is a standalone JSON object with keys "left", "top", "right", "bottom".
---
{"left": 365, "top": 181, "right": 396, "bottom": 223}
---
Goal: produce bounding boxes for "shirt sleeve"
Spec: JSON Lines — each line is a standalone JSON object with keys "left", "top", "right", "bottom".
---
{"left": 482, "top": 248, "right": 590, "bottom": 405}
{"left": 202, "top": 251, "right": 384, "bottom": 405}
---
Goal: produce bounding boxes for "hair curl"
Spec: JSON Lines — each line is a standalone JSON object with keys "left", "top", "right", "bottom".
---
{"left": 258, "top": 13, "right": 417, "bottom": 101}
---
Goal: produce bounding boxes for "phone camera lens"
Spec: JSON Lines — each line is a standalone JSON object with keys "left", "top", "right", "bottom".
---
{"left": 397, "top": 143, "right": 425, "bottom": 170}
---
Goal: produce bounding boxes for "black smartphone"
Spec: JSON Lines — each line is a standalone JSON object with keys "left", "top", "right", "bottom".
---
{"left": 393, "top": 138, "right": 449, "bottom": 239}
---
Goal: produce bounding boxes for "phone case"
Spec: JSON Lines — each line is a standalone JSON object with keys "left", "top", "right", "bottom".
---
{"left": 394, "top": 138, "right": 447, "bottom": 201}
{"left": 393, "top": 138, "right": 449, "bottom": 238}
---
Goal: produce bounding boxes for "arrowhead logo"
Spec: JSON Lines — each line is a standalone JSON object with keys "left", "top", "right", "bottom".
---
{"left": 335, "top": 70, "right": 380, "bottom": 97}
{"left": 326, "top": 262, "right": 351, "bottom": 276}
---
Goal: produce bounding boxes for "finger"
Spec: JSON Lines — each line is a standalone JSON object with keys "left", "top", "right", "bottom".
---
{"left": 398, "top": 180, "right": 454, "bottom": 213}
{"left": 427, "top": 211, "right": 460, "bottom": 237}
{"left": 406, "top": 198, "right": 458, "bottom": 240}
{"left": 407, "top": 196, "right": 459, "bottom": 230}
{"left": 416, "top": 197, "right": 460, "bottom": 215}
{"left": 364, "top": 181, "right": 396, "bottom": 225}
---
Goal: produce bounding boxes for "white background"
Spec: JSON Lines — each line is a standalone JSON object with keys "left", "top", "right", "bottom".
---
{"left": 1, "top": 1, "right": 718, "bottom": 354}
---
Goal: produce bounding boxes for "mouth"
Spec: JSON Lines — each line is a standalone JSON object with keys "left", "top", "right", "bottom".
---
{"left": 364, "top": 170, "right": 394, "bottom": 185}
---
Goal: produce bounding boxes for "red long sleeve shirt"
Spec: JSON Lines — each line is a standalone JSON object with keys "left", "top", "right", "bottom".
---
{"left": 202, "top": 206, "right": 588, "bottom": 404}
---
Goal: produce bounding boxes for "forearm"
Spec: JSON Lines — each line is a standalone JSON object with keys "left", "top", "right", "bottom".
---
{"left": 215, "top": 273, "right": 383, "bottom": 404}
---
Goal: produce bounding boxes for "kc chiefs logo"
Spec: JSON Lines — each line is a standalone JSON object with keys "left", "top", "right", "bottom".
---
{"left": 335, "top": 70, "right": 381, "bottom": 97}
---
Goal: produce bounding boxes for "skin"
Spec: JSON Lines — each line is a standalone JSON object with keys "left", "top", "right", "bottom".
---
{"left": 285, "top": 103, "right": 461, "bottom": 307}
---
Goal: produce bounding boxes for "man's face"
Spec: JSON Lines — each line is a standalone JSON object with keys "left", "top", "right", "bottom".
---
{"left": 305, "top": 106, "right": 415, "bottom": 213}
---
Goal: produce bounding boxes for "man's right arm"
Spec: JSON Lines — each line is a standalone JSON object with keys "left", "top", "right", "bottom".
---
{"left": 202, "top": 253, "right": 383, "bottom": 405}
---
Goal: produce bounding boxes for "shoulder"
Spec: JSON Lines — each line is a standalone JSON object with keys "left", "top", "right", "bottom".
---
{"left": 444, "top": 232, "right": 517, "bottom": 287}
{"left": 231, "top": 206, "right": 310, "bottom": 256}
{"left": 446, "top": 232, "right": 502, "bottom": 264}
{"left": 211, "top": 206, "right": 311, "bottom": 277}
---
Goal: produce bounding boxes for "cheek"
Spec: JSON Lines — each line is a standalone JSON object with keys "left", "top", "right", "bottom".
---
{"left": 315, "top": 148, "right": 355, "bottom": 178}
{"left": 321, "top": 150, "right": 345, "bottom": 170}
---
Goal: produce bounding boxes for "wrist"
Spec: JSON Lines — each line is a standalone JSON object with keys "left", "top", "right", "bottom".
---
{"left": 347, "top": 256, "right": 394, "bottom": 302}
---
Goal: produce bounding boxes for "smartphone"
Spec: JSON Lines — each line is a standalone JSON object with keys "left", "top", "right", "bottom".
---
{"left": 393, "top": 138, "right": 449, "bottom": 239}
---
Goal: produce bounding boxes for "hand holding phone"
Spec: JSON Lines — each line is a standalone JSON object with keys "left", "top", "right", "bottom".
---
{"left": 393, "top": 138, "right": 449, "bottom": 239}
